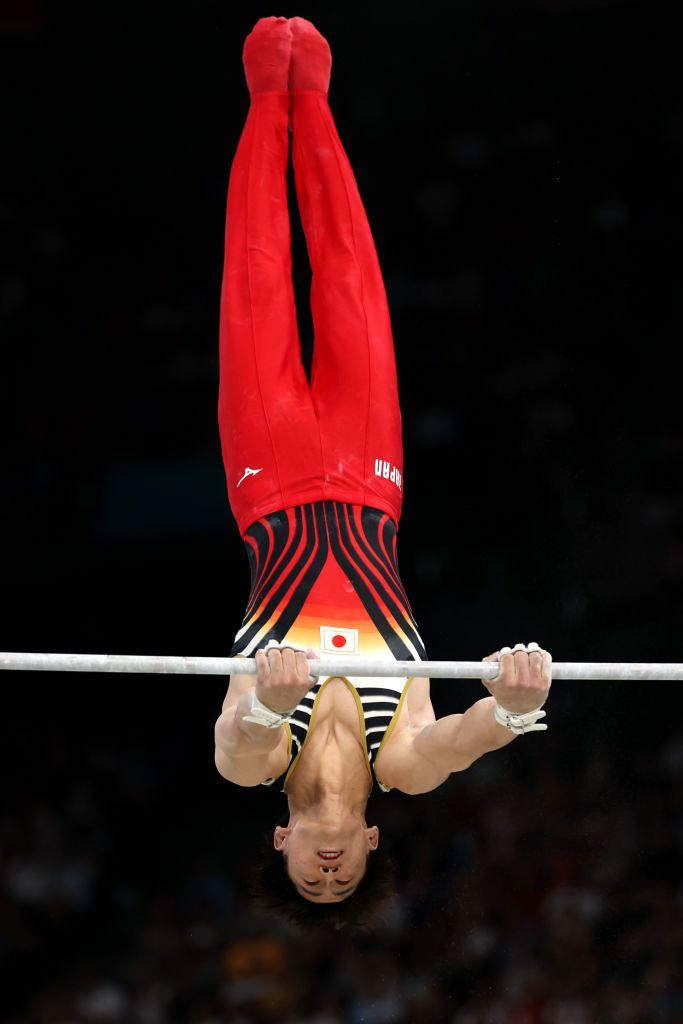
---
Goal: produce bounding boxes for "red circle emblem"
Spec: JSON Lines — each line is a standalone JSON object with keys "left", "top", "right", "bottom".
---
{"left": 332, "top": 634, "right": 346, "bottom": 648}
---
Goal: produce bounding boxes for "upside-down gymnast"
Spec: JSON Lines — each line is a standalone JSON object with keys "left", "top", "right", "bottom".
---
{"left": 214, "top": 17, "right": 552, "bottom": 914}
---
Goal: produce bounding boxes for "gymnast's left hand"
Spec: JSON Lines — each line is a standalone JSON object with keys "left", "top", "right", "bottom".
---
{"left": 480, "top": 642, "right": 552, "bottom": 713}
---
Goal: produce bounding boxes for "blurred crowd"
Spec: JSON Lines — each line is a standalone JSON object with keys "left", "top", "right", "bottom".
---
{"left": 2, "top": 719, "right": 683, "bottom": 1023}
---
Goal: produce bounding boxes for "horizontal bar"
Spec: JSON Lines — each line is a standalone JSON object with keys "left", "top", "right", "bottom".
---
{"left": 1, "top": 652, "right": 682, "bottom": 680}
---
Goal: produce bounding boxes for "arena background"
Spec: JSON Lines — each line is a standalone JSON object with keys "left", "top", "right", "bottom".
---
{"left": 2, "top": 1, "right": 682, "bottom": 1021}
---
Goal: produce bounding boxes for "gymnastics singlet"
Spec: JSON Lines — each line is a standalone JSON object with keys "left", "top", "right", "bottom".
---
{"left": 230, "top": 500, "right": 428, "bottom": 792}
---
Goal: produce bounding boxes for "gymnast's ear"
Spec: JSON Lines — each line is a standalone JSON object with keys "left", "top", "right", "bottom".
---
{"left": 365, "top": 825, "right": 379, "bottom": 851}
{"left": 274, "top": 825, "right": 291, "bottom": 851}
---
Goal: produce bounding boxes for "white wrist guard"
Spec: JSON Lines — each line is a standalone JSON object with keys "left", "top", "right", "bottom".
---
{"left": 240, "top": 639, "right": 312, "bottom": 728}
{"left": 242, "top": 690, "right": 298, "bottom": 729}
{"left": 494, "top": 702, "right": 547, "bottom": 734}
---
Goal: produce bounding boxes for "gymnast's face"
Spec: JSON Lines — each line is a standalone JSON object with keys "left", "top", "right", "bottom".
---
{"left": 274, "top": 821, "right": 379, "bottom": 902}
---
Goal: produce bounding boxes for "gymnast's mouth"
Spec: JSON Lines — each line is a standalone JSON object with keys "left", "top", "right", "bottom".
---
{"left": 318, "top": 850, "right": 342, "bottom": 860}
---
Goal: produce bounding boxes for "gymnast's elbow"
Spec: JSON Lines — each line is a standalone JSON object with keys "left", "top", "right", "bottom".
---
{"left": 214, "top": 739, "right": 272, "bottom": 788}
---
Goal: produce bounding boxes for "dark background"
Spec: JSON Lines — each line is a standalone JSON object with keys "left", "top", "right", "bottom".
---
{"left": 2, "top": 1, "right": 682, "bottom": 1021}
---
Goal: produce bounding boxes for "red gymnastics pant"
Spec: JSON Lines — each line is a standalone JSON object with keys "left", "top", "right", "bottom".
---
{"left": 218, "top": 90, "right": 404, "bottom": 539}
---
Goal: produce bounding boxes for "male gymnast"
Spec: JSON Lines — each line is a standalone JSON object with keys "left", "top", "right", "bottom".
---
{"left": 213, "top": 16, "right": 552, "bottom": 914}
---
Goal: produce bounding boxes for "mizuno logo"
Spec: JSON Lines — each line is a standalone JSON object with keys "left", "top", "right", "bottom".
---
{"left": 237, "top": 466, "right": 263, "bottom": 487}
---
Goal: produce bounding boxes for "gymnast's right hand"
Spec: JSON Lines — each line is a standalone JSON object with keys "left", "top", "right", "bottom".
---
{"left": 254, "top": 646, "right": 319, "bottom": 714}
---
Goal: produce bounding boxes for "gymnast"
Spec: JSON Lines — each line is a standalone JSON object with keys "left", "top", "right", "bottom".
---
{"left": 213, "top": 16, "right": 552, "bottom": 923}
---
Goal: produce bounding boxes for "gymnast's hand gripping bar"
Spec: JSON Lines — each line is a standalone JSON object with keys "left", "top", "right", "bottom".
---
{"left": 1, "top": 652, "right": 682, "bottom": 680}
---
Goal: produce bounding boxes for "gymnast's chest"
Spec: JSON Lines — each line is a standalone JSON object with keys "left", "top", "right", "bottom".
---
{"left": 311, "top": 678, "right": 363, "bottom": 734}
{"left": 309, "top": 676, "right": 409, "bottom": 747}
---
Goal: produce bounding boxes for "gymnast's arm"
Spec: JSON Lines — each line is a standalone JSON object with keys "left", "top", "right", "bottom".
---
{"left": 413, "top": 696, "right": 517, "bottom": 773}
{"left": 380, "top": 697, "right": 516, "bottom": 794}
{"left": 385, "top": 647, "right": 552, "bottom": 794}
{"left": 214, "top": 648, "right": 315, "bottom": 787}
{"left": 214, "top": 677, "right": 288, "bottom": 787}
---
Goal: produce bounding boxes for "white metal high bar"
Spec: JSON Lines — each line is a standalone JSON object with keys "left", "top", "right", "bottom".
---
{"left": 0, "top": 652, "right": 682, "bottom": 680}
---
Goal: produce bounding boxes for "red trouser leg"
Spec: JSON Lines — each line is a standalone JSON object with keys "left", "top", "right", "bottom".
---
{"left": 218, "top": 92, "right": 325, "bottom": 537}
{"left": 290, "top": 89, "right": 404, "bottom": 527}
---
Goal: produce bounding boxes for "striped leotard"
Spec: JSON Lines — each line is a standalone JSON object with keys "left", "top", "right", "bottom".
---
{"left": 230, "top": 500, "right": 427, "bottom": 792}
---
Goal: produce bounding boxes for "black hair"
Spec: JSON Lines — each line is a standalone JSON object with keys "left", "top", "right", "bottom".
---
{"left": 247, "top": 813, "right": 398, "bottom": 935}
